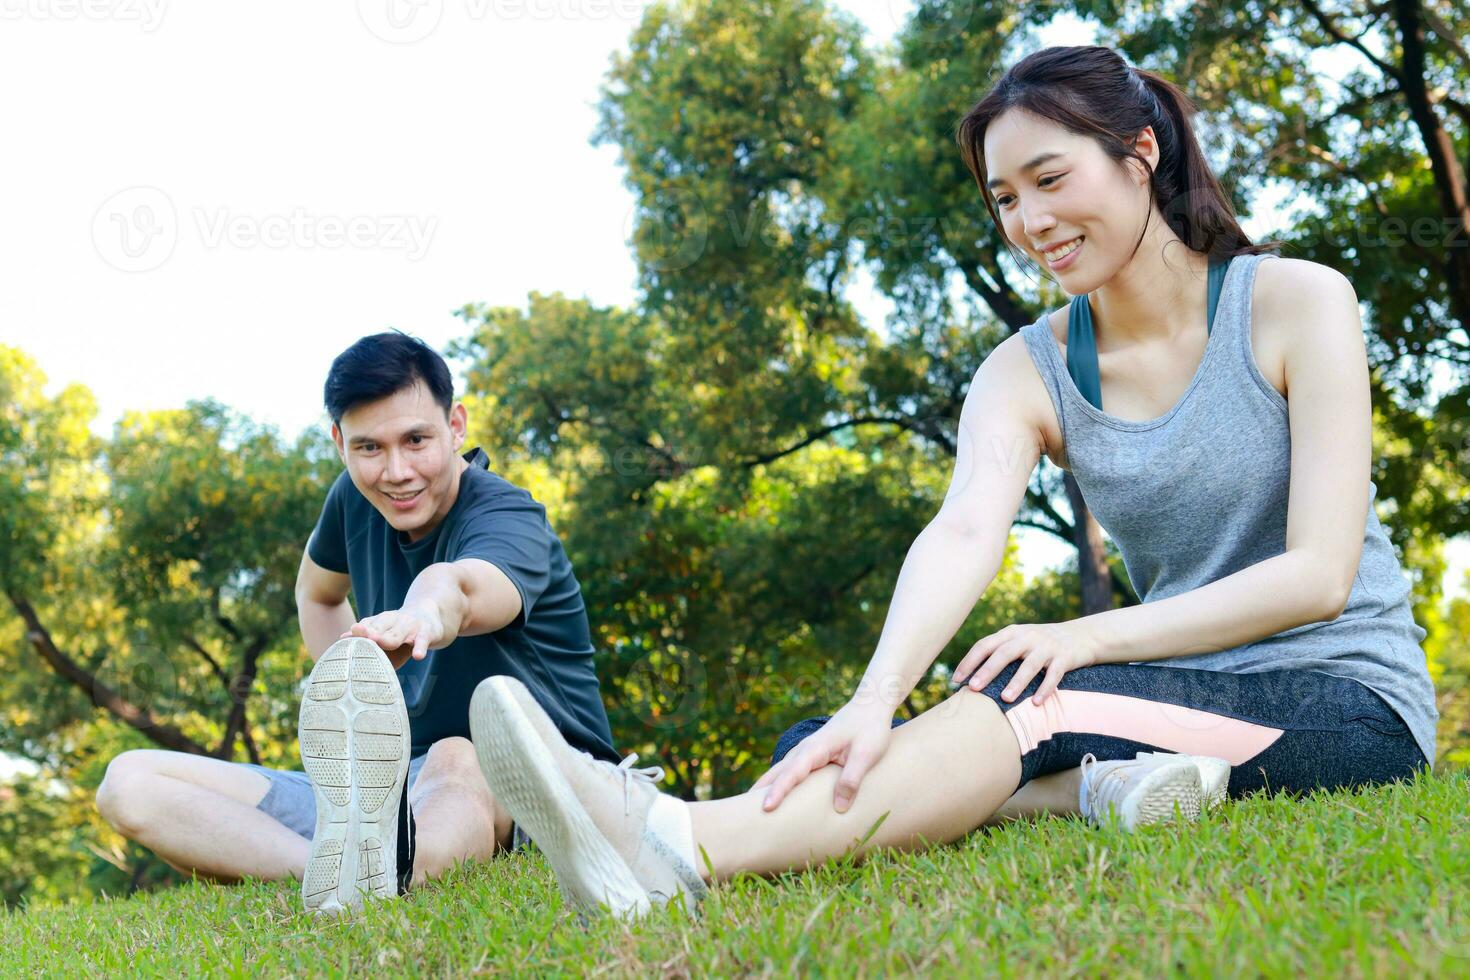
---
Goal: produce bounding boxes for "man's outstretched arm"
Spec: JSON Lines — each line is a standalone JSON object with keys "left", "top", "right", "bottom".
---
{"left": 342, "top": 559, "right": 523, "bottom": 666}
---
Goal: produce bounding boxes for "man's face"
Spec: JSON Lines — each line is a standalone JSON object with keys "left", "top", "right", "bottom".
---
{"left": 332, "top": 381, "right": 468, "bottom": 542}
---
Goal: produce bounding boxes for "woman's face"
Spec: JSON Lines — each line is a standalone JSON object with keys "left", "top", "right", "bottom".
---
{"left": 982, "top": 108, "right": 1156, "bottom": 294}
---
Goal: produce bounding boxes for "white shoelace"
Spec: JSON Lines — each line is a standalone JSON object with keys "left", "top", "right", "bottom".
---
{"left": 588, "top": 751, "right": 666, "bottom": 815}
{"left": 1079, "top": 751, "right": 1136, "bottom": 817}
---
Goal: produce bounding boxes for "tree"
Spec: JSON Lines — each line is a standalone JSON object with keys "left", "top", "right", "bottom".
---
{"left": 452, "top": 289, "right": 1081, "bottom": 797}
{"left": 0, "top": 346, "right": 338, "bottom": 896}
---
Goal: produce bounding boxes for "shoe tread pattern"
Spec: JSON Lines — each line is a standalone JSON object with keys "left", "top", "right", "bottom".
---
{"left": 300, "top": 639, "right": 411, "bottom": 914}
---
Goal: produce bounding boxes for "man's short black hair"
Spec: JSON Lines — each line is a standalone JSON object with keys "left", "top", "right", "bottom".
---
{"left": 324, "top": 331, "right": 454, "bottom": 425}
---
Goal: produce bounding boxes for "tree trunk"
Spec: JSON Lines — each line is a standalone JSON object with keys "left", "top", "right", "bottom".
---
{"left": 7, "top": 591, "right": 209, "bottom": 756}
{"left": 1391, "top": 0, "right": 1470, "bottom": 334}
{"left": 1063, "top": 472, "right": 1114, "bottom": 615}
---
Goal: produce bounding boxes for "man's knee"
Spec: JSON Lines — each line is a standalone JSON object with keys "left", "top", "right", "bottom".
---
{"left": 418, "top": 737, "right": 483, "bottom": 788}
{"left": 96, "top": 749, "right": 167, "bottom": 838}
{"left": 416, "top": 737, "right": 502, "bottom": 812}
{"left": 413, "top": 737, "right": 513, "bottom": 849}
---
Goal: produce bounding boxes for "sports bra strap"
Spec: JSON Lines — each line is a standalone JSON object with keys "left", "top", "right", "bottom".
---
{"left": 1066, "top": 256, "right": 1233, "bottom": 412}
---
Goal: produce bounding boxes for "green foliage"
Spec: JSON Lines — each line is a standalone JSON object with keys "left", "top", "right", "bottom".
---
{"left": 5, "top": 0, "right": 1469, "bottom": 907}
{"left": 0, "top": 346, "right": 100, "bottom": 599}
{"left": 0, "top": 773, "right": 88, "bottom": 908}
{"left": 452, "top": 293, "right": 1056, "bottom": 797}
{"left": 4, "top": 769, "right": 1468, "bottom": 974}
{"left": 0, "top": 347, "right": 338, "bottom": 902}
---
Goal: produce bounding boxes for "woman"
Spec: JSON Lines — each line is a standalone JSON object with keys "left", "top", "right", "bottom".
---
{"left": 467, "top": 45, "right": 1438, "bottom": 919}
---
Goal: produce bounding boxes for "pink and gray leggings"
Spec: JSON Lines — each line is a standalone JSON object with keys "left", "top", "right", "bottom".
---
{"left": 770, "top": 663, "right": 1428, "bottom": 799}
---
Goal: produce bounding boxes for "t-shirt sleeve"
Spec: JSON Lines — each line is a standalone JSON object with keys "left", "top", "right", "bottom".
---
{"left": 306, "top": 472, "right": 350, "bottom": 574}
{"left": 449, "top": 489, "right": 553, "bottom": 631}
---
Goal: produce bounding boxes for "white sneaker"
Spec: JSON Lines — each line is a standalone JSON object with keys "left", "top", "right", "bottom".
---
{"left": 298, "top": 637, "right": 414, "bottom": 915}
{"left": 1078, "top": 752, "right": 1202, "bottom": 830}
{"left": 469, "top": 675, "right": 707, "bottom": 920}
{"left": 1133, "top": 751, "right": 1231, "bottom": 810}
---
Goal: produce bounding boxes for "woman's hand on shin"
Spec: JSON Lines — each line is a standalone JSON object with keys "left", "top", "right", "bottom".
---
{"left": 751, "top": 699, "right": 896, "bottom": 815}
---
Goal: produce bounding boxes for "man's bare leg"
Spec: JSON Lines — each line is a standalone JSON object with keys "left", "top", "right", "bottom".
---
{"left": 689, "top": 687, "right": 1025, "bottom": 881}
{"left": 96, "top": 750, "right": 308, "bottom": 883}
{"left": 97, "top": 738, "right": 513, "bottom": 886}
{"left": 405, "top": 737, "right": 514, "bottom": 885}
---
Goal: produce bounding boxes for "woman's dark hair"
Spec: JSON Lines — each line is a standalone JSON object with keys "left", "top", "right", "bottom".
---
{"left": 324, "top": 330, "right": 454, "bottom": 425}
{"left": 956, "top": 45, "right": 1283, "bottom": 275}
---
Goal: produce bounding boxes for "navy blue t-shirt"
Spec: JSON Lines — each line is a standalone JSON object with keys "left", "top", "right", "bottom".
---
{"left": 307, "top": 447, "right": 618, "bottom": 763}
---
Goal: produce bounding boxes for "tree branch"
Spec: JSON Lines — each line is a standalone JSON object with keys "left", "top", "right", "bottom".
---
{"left": 959, "top": 262, "right": 1032, "bottom": 332}
{"left": 184, "top": 636, "right": 230, "bottom": 689}
{"left": 6, "top": 591, "right": 208, "bottom": 755}
{"left": 1297, "top": 0, "right": 1404, "bottom": 83}
{"left": 1011, "top": 517, "right": 1066, "bottom": 536}
{"left": 740, "top": 414, "right": 942, "bottom": 468}
{"left": 1421, "top": 6, "right": 1470, "bottom": 70}
{"left": 213, "top": 634, "right": 269, "bottom": 760}
{"left": 1024, "top": 486, "right": 1076, "bottom": 545}
{"left": 240, "top": 716, "right": 262, "bottom": 766}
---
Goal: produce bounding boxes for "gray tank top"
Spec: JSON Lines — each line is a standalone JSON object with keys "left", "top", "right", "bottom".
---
{"left": 1019, "top": 251, "right": 1438, "bottom": 765}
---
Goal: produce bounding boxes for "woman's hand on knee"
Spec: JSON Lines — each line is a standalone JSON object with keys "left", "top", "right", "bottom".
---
{"left": 951, "top": 621, "right": 1098, "bottom": 704}
{"left": 752, "top": 700, "right": 895, "bottom": 815}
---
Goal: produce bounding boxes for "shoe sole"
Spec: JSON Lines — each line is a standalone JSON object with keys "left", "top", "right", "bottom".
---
{"left": 1117, "top": 761, "right": 1202, "bottom": 829}
{"left": 469, "top": 676, "right": 650, "bottom": 919}
{"left": 1136, "top": 752, "right": 1230, "bottom": 809}
{"left": 298, "top": 638, "right": 410, "bottom": 914}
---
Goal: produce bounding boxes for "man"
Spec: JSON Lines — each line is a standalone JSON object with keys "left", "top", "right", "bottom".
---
{"left": 96, "top": 331, "right": 619, "bottom": 912}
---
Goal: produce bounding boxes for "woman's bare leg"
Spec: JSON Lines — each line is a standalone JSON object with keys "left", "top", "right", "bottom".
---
{"left": 689, "top": 688, "right": 1022, "bottom": 881}
{"left": 983, "top": 769, "right": 1083, "bottom": 826}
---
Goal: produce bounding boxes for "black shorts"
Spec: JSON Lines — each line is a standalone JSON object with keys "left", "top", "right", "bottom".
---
{"left": 771, "top": 663, "right": 1428, "bottom": 800}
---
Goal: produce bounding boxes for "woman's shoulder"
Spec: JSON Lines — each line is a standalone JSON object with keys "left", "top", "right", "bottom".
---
{"left": 1248, "top": 254, "right": 1361, "bottom": 401}
{"left": 1250, "top": 254, "right": 1355, "bottom": 320}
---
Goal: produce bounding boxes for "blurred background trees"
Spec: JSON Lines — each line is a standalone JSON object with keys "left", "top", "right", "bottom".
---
{"left": 3, "top": 0, "right": 1466, "bottom": 904}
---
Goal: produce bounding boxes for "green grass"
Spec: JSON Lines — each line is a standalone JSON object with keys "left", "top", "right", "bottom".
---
{"left": 5, "top": 767, "right": 1469, "bottom": 977}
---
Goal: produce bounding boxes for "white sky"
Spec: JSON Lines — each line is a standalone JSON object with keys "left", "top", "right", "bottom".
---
{"left": 1, "top": 2, "right": 1464, "bottom": 597}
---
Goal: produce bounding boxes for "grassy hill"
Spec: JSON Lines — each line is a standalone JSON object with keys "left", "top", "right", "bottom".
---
{"left": 4, "top": 766, "right": 1468, "bottom": 977}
